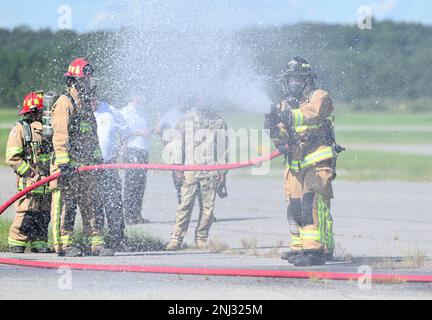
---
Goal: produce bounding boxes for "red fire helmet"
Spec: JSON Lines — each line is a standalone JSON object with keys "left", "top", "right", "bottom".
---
{"left": 19, "top": 92, "right": 44, "bottom": 116}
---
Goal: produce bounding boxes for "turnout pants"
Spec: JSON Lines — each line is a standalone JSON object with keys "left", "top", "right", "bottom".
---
{"left": 51, "top": 171, "right": 105, "bottom": 253}
{"left": 123, "top": 148, "right": 148, "bottom": 223}
{"left": 170, "top": 173, "right": 217, "bottom": 243}
{"left": 9, "top": 194, "right": 51, "bottom": 250}
{"left": 102, "top": 168, "right": 126, "bottom": 247}
{"left": 284, "top": 161, "right": 335, "bottom": 252}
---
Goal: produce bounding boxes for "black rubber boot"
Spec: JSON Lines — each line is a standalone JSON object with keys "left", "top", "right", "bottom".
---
{"left": 290, "top": 251, "right": 325, "bottom": 267}
{"left": 30, "top": 247, "right": 52, "bottom": 254}
{"left": 281, "top": 250, "right": 302, "bottom": 261}
{"left": 10, "top": 246, "right": 26, "bottom": 253}
{"left": 323, "top": 250, "right": 334, "bottom": 262}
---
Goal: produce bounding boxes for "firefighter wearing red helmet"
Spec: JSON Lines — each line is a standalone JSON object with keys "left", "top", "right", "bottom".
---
{"left": 5, "top": 92, "right": 51, "bottom": 253}
{"left": 49, "top": 58, "right": 112, "bottom": 257}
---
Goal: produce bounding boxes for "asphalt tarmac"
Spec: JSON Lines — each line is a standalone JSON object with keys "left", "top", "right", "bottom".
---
{"left": 1, "top": 168, "right": 432, "bottom": 299}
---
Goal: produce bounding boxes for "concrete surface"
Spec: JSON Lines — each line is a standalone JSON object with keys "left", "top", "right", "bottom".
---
{"left": 1, "top": 168, "right": 432, "bottom": 299}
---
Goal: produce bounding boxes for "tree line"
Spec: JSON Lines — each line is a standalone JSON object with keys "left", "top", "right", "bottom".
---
{"left": 1, "top": 21, "right": 431, "bottom": 111}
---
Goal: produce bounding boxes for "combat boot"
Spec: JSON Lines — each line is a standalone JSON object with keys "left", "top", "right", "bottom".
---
{"left": 290, "top": 250, "right": 325, "bottom": 267}
{"left": 10, "top": 246, "right": 25, "bottom": 253}
{"left": 165, "top": 240, "right": 182, "bottom": 251}
{"left": 195, "top": 239, "right": 208, "bottom": 250}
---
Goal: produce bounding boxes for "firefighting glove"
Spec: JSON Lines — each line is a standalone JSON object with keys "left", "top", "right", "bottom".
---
{"left": 280, "top": 109, "right": 293, "bottom": 129}
{"left": 276, "top": 142, "right": 290, "bottom": 156}
{"left": 264, "top": 104, "right": 282, "bottom": 127}
{"left": 20, "top": 166, "right": 35, "bottom": 178}
{"left": 264, "top": 112, "right": 280, "bottom": 128}
{"left": 216, "top": 172, "right": 228, "bottom": 199}
{"left": 58, "top": 164, "right": 77, "bottom": 188}
{"left": 173, "top": 171, "right": 185, "bottom": 187}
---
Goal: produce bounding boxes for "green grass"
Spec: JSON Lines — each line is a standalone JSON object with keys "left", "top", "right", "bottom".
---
{"left": 222, "top": 111, "right": 432, "bottom": 128}
{"left": 337, "top": 150, "right": 432, "bottom": 181}
{"left": 233, "top": 149, "right": 432, "bottom": 182}
{"left": 0, "top": 108, "right": 18, "bottom": 124}
{"left": 0, "top": 128, "right": 8, "bottom": 166}
{"left": 0, "top": 219, "right": 11, "bottom": 252}
{"left": 222, "top": 111, "right": 432, "bottom": 145}
{"left": 336, "top": 112, "right": 432, "bottom": 126}
{"left": 336, "top": 131, "right": 432, "bottom": 145}
{"left": 2, "top": 108, "right": 432, "bottom": 179}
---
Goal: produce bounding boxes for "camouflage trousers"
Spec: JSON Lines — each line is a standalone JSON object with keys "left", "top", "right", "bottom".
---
{"left": 170, "top": 173, "right": 217, "bottom": 243}
{"left": 284, "top": 161, "right": 335, "bottom": 252}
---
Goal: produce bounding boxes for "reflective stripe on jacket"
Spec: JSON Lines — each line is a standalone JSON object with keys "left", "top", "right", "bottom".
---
{"left": 5, "top": 121, "right": 51, "bottom": 194}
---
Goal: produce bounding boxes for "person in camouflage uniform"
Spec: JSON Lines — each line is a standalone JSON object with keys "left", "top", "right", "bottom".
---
{"left": 165, "top": 98, "right": 228, "bottom": 251}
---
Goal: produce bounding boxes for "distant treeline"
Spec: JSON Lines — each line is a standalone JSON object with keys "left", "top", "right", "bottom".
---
{"left": 1, "top": 21, "right": 432, "bottom": 110}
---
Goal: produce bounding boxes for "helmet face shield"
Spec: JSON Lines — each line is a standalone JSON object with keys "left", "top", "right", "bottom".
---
{"left": 279, "top": 57, "right": 316, "bottom": 104}
{"left": 281, "top": 75, "right": 307, "bottom": 100}
{"left": 83, "top": 64, "right": 94, "bottom": 77}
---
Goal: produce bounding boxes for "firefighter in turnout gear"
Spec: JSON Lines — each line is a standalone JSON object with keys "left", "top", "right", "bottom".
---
{"left": 50, "top": 58, "right": 112, "bottom": 257}
{"left": 165, "top": 98, "right": 228, "bottom": 251}
{"left": 264, "top": 57, "right": 343, "bottom": 266}
{"left": 6, "top": 92, "right": 51, "bottom": 253}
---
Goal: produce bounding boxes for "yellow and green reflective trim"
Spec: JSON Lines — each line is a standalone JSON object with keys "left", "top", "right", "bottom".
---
{"left": 18, "top": 180, "right": 50, "bottom": 194}
{"left": 89, "top": 235, "right": 104, "bottom": 247}
{"left": 295, "top": 125, "right": 321, "bottom": 133}
{"left": 30, "top": 241, "right": 48, "bottom": 249}
{"left": 17, "top": 161, "right": 30, "bottom": 175}
{"left": 287, "top": 147, "right": 335, "bottom": 172}
{"left": 299, "top": 228, "right": 320, "bottom": 241}
{"left": 301, "top": 147, "right": 335, "bottom": 169}
{"left": 291, "top": 109, "right": 304, "bottom": 127}
{"left": 52, "top": 190, "right": 62, "bottom": 248}
{"left": 55, "top": 153, "right": 70, "bottom": 165}
{"left": 6, "top": 146, "right": 23, "bottom": 158}
{"left": 39, "top": 154, "right": 51, "bottom": 162}
{"left": 8, "top": 238, "right": 27, "bottom": 247}
{"left": 317, "top": 195, "right": 334, "bottom": 250}
{"left": 80, "top": 122, "right": 92, "bottom": 133}
{"left": 290, "top": 234, "right": 302, "bottom": 248}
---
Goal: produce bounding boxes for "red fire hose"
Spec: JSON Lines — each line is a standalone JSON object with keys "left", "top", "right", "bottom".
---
{"left": 1, "top": 257, "right": 432, "bottom": 283}
{"left": 2, "top": 149, "right": 432, "bottom": 283}
{"left": 0, "top": 150, "right": 281, "bottom": 215}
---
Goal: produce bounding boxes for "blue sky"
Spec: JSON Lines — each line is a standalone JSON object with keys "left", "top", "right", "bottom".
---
{"left": 0, "top": 0, "right": 430, "bottom": 32}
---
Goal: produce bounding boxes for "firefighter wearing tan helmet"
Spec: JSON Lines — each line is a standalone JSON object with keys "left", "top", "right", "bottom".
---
{"left": 265, "top": 57, "right": 344, "bottom": 266}
{"left": 49, "top": 58, "right": 112, "bottom": 257}
{"left": 6, "top": 92, "right": 52, "bottom": 253}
